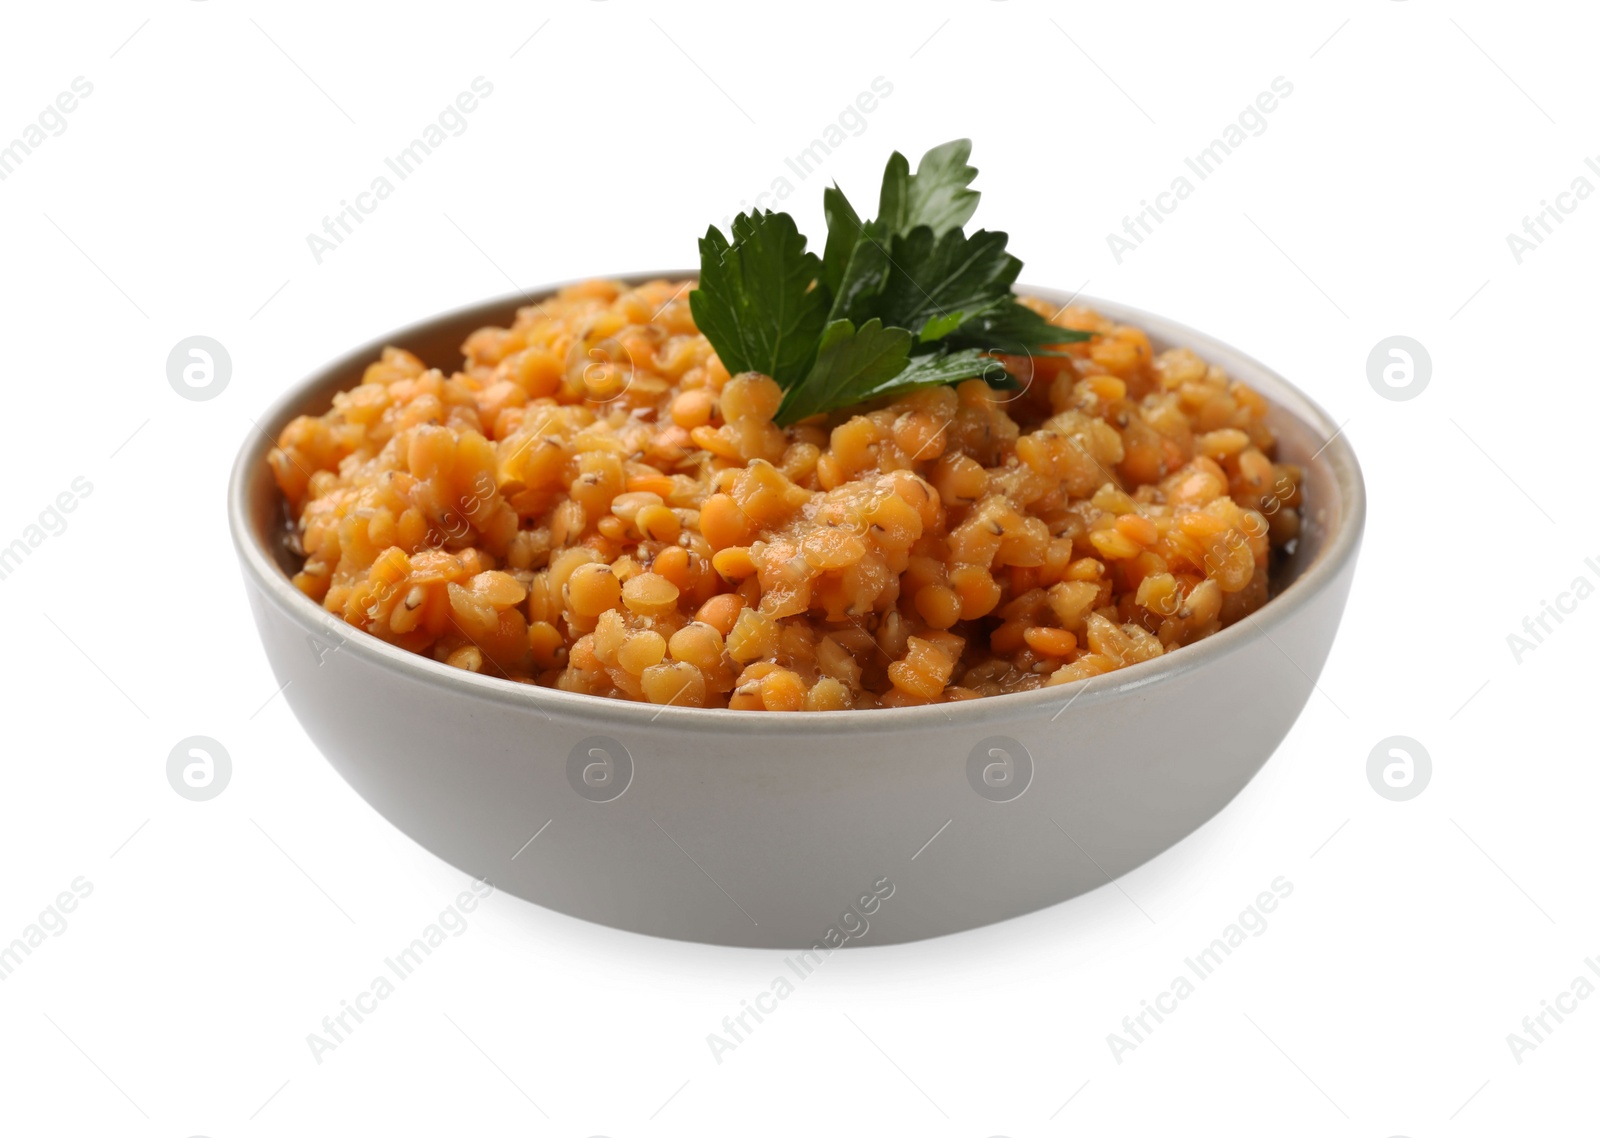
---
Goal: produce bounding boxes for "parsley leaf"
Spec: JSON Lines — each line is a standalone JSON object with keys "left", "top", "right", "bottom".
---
{"left": 775, "top": 321, "right": 1010, "bottom": 426}
{"left": 820, "top": 185, "right": 863, "bottom": 297}
{"left": 826, "top": 220, "right": 891, "bottom": 326}
{"left": 776, "top": 318, "right": 912, "bottom": 425}
{"left": 689, "top": 211, "right": 828, "bottom": 388}
{"left": 918, "top": 311, "right": 966, "bottom": 342}
{"left": 864, "top": 347, "right": 1011, "bottom": 399}
{"left": 942, "top": 298, "right": 1092, "bottom": 354}
{"left": 878, "top": 139, "right": 981, "bottom": 238}
{"left": 875, "top": 227, "right": 1023, "bottom": 334}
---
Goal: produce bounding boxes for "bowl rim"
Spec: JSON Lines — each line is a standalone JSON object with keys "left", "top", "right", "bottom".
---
{"left": 228, "top": 275, "right": 1365, "bottom": 738}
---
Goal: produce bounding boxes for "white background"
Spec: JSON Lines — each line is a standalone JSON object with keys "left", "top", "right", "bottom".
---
{"left": 1, "top": 1, "right": 1595, "bottom": 1134}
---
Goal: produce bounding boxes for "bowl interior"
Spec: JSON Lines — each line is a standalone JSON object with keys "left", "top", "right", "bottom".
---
{"left": 233, "top": 277, "right": 1362, "bottom": 722}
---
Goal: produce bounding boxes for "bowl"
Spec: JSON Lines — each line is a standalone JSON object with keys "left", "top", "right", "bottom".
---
{"left": 228, "top": 276, "right": 1364, "bottom": 948}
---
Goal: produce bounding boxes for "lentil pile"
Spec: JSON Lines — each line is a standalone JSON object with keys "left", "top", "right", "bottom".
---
{"left": 270, "top": 279, "right": 1302, "bottom": 711}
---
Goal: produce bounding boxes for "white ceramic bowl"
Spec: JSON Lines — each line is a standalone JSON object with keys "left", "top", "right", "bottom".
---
{"left": 229, "top": 279, "right": 1364, "bottom": 948}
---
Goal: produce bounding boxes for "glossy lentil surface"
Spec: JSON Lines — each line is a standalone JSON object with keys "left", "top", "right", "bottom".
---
{"left": 269, "top": 279, "right": 1303, "bottom": 711}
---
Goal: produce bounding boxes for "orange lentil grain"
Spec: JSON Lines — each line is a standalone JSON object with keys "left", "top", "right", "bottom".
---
{"left": 1023, "top": 627, "right": 1078, "bottom": 657}
{"left": 695, "top": 592, "right": 746, "bottom": 635}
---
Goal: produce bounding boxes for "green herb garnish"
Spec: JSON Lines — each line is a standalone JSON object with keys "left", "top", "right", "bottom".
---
{"left": 689, "top": 211, "right": 828, "bottom": 387}
{"left": 690, "top": 139, "right": 1090, "bottom": 426}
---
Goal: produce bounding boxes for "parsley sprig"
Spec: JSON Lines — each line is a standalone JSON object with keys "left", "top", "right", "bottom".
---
{"left": 689, "top": 140, "right": 1090, "bottom": 427}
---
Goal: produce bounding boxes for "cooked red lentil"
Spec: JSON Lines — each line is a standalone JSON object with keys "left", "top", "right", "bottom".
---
{"left": 269, "top": 279, "right": 1302, "bottom": 711}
